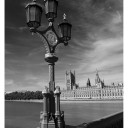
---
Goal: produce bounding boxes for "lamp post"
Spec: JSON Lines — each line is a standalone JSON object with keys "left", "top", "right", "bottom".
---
{"left": 25, "top": 0, "right": 72, "bottom": 128}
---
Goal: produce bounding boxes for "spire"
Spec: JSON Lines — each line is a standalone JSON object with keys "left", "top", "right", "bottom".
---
{"left": 95, "top": 69, "right": 101, "bottom": 85}
{"left": 74, "top": 70, "right": 76, "bottom": 83}
{"left": 96, "top": 69, "right": 100, "bottom": 77}
{"left": 96, "top": 68, "right": 98, "bottom": 75}
{"left": 87, "top": 78, "right": 89, "bottom": 83}
{"left": 66, "top": 70, "right": 67, "bottom": 75}
{"left": 87, "top": 78, "right": 91, "bottom": 87}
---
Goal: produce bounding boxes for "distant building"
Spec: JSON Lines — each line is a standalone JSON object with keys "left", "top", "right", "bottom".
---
{"left": 61, "top": 70, "right": 123, "bottom": 100}
{"left": 65, "top": 70, "right": 78, "bottom": 90}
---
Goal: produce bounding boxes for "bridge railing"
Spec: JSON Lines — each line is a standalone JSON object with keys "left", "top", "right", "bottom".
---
{"left": 66, "top": 112, "right": 123, "bottom": 128}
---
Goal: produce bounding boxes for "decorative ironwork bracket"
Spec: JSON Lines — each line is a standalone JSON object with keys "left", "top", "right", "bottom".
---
{"left": 31, "top": 23, "right": 65, "bottom": 54}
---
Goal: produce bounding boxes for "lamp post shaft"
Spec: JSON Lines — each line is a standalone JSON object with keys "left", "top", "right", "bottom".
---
{"left": 45, "top": 53, "right": 58, "bottom": 117}
{"left": 49, "top": 63, "right": 55, "bottom": 92}
{"left": 48, "top": 62, "right": 55, "bottom": 115}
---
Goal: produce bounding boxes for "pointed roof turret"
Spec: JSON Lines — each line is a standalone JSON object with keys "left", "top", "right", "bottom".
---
{"left": 95, "top": 69, "right": 101, "bottom": 84}
{"left": 66, "top": 70, "right": 68, "bottom": 75}
{"left": 96, "top": 68, "right": 99, "bottom": 75}
{"left": 74, "top": 70, "right": 75, "bottom": 76}
{"left": 87, "top": 78, "right": 91, "bottom": 87}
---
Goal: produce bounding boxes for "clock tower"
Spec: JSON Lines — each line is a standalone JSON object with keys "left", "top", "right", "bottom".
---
{"left": 65, "top": 70, "right": 77, "bottom": 90}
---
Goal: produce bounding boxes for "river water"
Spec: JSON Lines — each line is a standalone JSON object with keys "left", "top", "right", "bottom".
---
{"left": 5, "top": 101, "right": 123, "bottom": 128}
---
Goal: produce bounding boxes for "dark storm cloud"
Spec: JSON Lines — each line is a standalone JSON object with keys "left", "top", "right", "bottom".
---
{"left": 5, "top": 0, "right": 123, "bottom": 91}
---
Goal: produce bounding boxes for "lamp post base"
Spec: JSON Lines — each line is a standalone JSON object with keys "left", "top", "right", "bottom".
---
{"left": 40, "top": 119, "right": 56, "bottom": 128}
{"left": 40, "top": 111, "right": 56, "bottom": 128}
{"left": 40, "top": 112, "right": 49, "bottom": 128}
{"left": 48, "top": 119, "right": 57, "bottom": 128}
{"left": 40, "top": 122, "right": 49, "bottom": 128}
{"left": 55, "top": 115, "right": 63, "bottom": 128}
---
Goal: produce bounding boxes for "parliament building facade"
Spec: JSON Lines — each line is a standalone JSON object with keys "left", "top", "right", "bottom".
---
{"left": 60, "top": 70, "right": 123, "bottom": 100}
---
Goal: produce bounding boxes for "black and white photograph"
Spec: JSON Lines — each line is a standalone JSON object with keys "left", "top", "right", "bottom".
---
{"left": 5, "top": 0, "right": 124, "bottom": 128}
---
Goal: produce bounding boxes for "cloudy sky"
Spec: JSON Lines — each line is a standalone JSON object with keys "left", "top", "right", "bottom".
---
{"left": 5, "top": 0, "right": 123, "bottom": 92}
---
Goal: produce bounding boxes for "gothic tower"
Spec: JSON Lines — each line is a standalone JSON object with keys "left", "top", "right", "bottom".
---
{"left": 65, "top": 70, "right": 76, "bottom": 90}
{"left": 95, "top": 69, "right": 104, "bottom": 88}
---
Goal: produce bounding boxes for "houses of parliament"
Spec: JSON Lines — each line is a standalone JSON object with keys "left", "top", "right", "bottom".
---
{"left": 60, "top": 70, "right": 123, "bottom": 100}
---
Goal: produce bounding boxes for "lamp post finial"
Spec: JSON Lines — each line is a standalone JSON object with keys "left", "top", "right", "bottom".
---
{"left": 63, "top": 13, "right": 66, "bottom": 20}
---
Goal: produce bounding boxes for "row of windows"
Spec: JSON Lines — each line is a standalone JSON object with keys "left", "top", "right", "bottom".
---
{"left": 62, "top": 90, "right": 123, "bottom": 95}
{"left": 75, "top": 89, "right": 123, "bottom": 92}
{"left": 61, "top": 88, "right": 123, "bottom": 97}
{"left": 61, "top": 92, "right": 123, "bottom": 97}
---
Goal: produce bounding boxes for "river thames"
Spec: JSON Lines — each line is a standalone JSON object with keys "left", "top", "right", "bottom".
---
{"left": 5, "top": 101, "right": 123, "bottom": 128}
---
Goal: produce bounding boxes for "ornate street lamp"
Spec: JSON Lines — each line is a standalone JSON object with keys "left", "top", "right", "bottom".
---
{"left": 25, "top": 0, "right": 72, "bottom": 128}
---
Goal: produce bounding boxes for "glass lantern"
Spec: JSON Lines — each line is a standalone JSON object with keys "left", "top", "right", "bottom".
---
{"left": 58, "top": 14, "right": 72, "bottom": 41}
{"left": 44, "top": 0, "right": 58, "bottom": 22}
{"left": 25, "top": 0, "right": 43, "bottom": 29}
